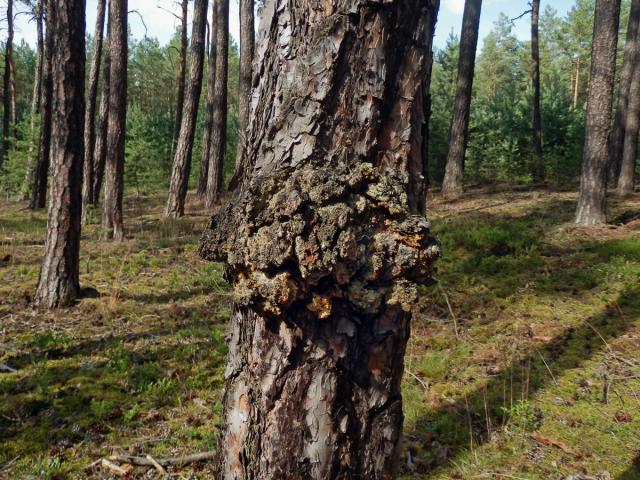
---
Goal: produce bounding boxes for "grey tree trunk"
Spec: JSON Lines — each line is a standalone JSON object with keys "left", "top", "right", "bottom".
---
{"left": 198, "top": 10, "right": 218, "bottom": 197}
{"left": 171, "top": 0, "right": 189, "bottom": 161}
{"left": 575, "top": 0, "right": 621, "bottom": 226}
{"left": 35, "top": 0, "right": 86, "bottom": 309}
{"left": 22, "top": 0, "right": 44, "bottom": 200}
{"left": 199, "top": 0, "right": 441, "bottom": 477}
{"left": 102, "top": 0, "right": 128, "bottom": 240}
{"left": 441, "top": 0, "right": 482, "bottom": 200}
{"left": 165, "top": 0, "right": 209, "bottom": 218}
{"left": 82, "top": 0, "right": 107, "bottom": 223}
{"left": 616, "top": 56, "right": 640, "bottom": 196}
{"left": 92, "top": 41, "right": 111, "bottom": 205}
{"left": 531, "top": 0, "right": 544, "bottom": 182}
{"left": 30, "top": 0, "right": 54, "bottom": 210}
{"left": 230, "top": 0, "right": 255, "bottom": 185}
{"left": 609, "top": 0, "right": 640, "bottom": 184}
{"left": 204, "top": 0, "right": 229, "bottom": 209}
{"left": 1, "top": 0, "right": 14, "bottom": 168}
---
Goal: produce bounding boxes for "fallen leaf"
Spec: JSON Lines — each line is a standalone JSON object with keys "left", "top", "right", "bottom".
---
{"left": 614, "top": 411, "right": 631, "bottom": 423}
{"left": 531, "top": 432, "right": 581, "bottom": 457}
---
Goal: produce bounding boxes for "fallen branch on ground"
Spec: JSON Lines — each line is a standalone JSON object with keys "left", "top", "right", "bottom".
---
{"left": 109, "top": 451, "right": 216, "bottom": 467}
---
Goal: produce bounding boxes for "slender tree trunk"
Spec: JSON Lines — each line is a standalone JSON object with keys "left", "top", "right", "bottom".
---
{"left": 572, "top": 57, "right": 581, "bottom": 111}
{"left": 609, "top": 0, "right": 640, "bottom": 184}
{"left": 198, "top": 10, "right": 218, "bottom": 197}
{"left": 92, "top": 42, "right": 111, "bottom": 205}
{"left": 204, "top": 0, "right": 229, "bottom": 208}
{"left": 102, "top": 0, "right": 128, "bottom": 240}
{"left": 616, "top": 57, "right": 640, "bottom": 196}
{"left": 171, "top": 0, "right": 189, "bottom": 160}
{"left": 199, "top": 0, "right": 441, "bottom": 477}
{"left": 82, "top": 0, "right": 107, "bottom": 223}
{"left": 575, "top": 0, "right": 621, "bottom": 226}
{"left": 30, "top": 1, "right": 54, "bottom": 210}
{"left": 165, "top": 0, "right": 209, "bottom": 218}
{"left": 22, "top": 0, "right": 44, "bottom": 200}
{"left": 441, "top": 0, "right": 482, "bottom": 200}
{"left": 1, "top": 0, "right": 14, "bottom": 168}
{"left": 531, "top": 0, "right": 544, "bottom": 182}
{"left": 230, "top": 0, "right": 254, "bottom": 185}
{"left": 35, "top": 0, "right": 86, "bottom": 309}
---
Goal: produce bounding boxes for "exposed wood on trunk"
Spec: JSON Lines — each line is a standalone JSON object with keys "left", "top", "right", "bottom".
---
{"left": 34, "top": 0, "right": 86, "bottom": 309}
{"left": 575, "top": 0, "right": 621, "bottom": 226}
{"left": 165, "top": 0, "right": 209, "bottom": 218}
{"left": 609, "top": 0, "right": 640, "bottom": 184}
{"left": 30, "top": 0, "right": 54, "bottom": 210}
{"left": 441, "top": 0, "right": 482, "bottom": 200}
{"left": 531, "top": 0, "right": 544, "bottom": 182}
{"left": 199, "top": 0, "right": 440, "bottom": 477}
{"left": 204, "top": 0, "right": 229, "bottom": 209}
{"left": 171, "top": 0, "right": 189, "bottom": 161}
{"left": 92, "top": 40, "right": 111, "bottom": 205}
{"left": 198, "top": 10, "right": 218, "bottom": 197}
{"left": 102, "top": 0, "right": 128, "bottom": 240}
{"left": 616, "top": 52, "right": 640, "bottom": 196}
{"left": 81, "top": 0, "right": 107, "bottom": 223}
{"left": 1, "top": 0, "right": 14, "bottom": 168}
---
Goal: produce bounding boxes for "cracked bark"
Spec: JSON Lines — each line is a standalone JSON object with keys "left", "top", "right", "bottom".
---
{"left": 171, "top": 0, "right": 189, "bottom": 161}
{"left": 531, "top": 0, "right": 544, "bottom": 183}
{"left": 34, "top": 0, "right": 85, "bottom": 309}
{"left": 198, "top": 10, "right": 218, "bottom": 197}
{"left": 616, "top": 47, "right": 640, "bottom": 196}
{"left": 92, "top": 37, "right": 111, "bottom": 206}
{"left": 1, "top": 0, "right": 14, "bottom": 168}
{"left": 199, "top": 0, "right": 440, "bottom": 478}
{"left": 575, "top": 0, "right": 621, "bottom": 226}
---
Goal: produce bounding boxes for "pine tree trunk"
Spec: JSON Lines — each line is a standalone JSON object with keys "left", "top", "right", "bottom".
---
{"left": 81, "top": 0, "right": 107, "bottom": 223}
{"left": 22, "top": 0, "right": 44, "bottom": 200}
{"left": 199, "top": 0, "right": 440, "bottom": 477}
{"left": 204, "top": 0, "right": 229, "bottom": 209}
{"left": 198, "top": 11, "right": 218, "bottom": 197}
{"left": 616, "top": 55, "right": 640, "bottom": 196}
{"left": 441, "top": 0, "right": 482, "bottom": 200}
{"left": 92, "top": 42, "right": 111, "bottom": 205}
{"left": 171, "top": 0, "right": 189, "bottom": 161}
{"left": 30, "top": 0, "right": 54, "bottom": 210}
{"left": 575, "top": 0, "right": 621, "bottom": 226}
{"left": 1, "top": 0, "right": 14, "bottom": 168}
{"left": 609, "top": 0, "right": 640, "bottom": 184}
{"left": 102, "top": 0, "right": 127, "bottom": 240}
{"left": 35, "top": 0, "right": 86, "bottom": 309}
{"left": 572, "top": 57, "right": 580, "bottom": 111}
{"left": 230, "top": 0, "right": 255, "bottom": 185}
{"left": 165, "top": 0, "right": 209, "bottom": 218}
{"left": 531, "top": 0, "right": 544, "bottom": 182}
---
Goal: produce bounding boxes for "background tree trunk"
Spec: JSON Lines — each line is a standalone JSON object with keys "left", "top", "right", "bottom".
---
{"left": 199, "top": 0, "right": 441, "bottom": 477}
{"left": 230, "top": 0, "right": 254, "bottom": 185}
{"left": 609, "top": 0, "right": 640, "bottom": 184}
{"left": 441, "top": 0, "right": 482, "bottom": 200}
{"left": 171, "top": 0, "right": 189, "bottom": 161}
{"left": 102, "top": 0, "right": 127, "bottom": 240}
{"left": 531, "top": 0, "right": 544, "bottom": 182}
{"left": 35, "top": 0, "right": 86, "bottom": 309}
{"left": 165, "top": 0, "right": 209, "bottom": 218}
{"left": 92, "top": 41, "right": 111, "bottom": 205}
{"left": 616, "top": 56, "right": 640, "bottom": 196}
{"left": 82, "top": 0, "right": 107, "bottom": 223}
{"left": 1, "top": 0, "right": 14, "bottom": 168}
{"left": 204, "top": 0, "right": 229, "bottom": 209}
{"left": 198, "top": 10, "right": 218, "bottom": 197}
{"left": 30, "top": 0, "right": 54, "bottom": 210}
{"left": 22, "top": 0, "right": 44, "bottom": 200}
{"left": 575, "top": 0, "right": 621, "bottom": 226}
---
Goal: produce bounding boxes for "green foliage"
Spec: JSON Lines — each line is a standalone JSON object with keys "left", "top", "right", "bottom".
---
{"left": 89, "top": 398, "right": 115, "bottom": 421}
{"left": 500, "top": 400, "right": 542, "bottom": 432}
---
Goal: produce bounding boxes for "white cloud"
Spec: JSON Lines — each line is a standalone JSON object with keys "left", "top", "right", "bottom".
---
{"left": 444, "top": 0, "right": 466, "bottom": 14}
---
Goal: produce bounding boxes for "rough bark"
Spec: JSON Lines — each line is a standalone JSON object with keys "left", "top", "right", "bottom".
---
{"left": 198, "top": 10, "right": 218, "bottom": 197}
{"left": 165, "top": 0, "right": 209, "bottom": 218}
{"left": 199, "top": 0, "right": 440, "bottom": 478}
{"left": 575, "top": 0, "right": 621, "bottom": 226}
{"left": 531, "top": 0, "right": 544, "bottom": 182}
{"left": 204, "top": 0, "right": 229, "bottom": 209}
{"left": 441, "top": 0, "right": 482, "bottom": 200}
{"left": 81, "top": 0, "right": 107, "bottom": 223}
{"left": 22, "top": 0, "right": 44, "bottom": 199}
{"left": 34, "top": 0, "right": 86, "bottom": 309}
{"left": 171, "top": 0, "right": 189, "bottom": 160}
{"left": 102, "top": 0, "right": 127, "bottom": 240}
{"left": 30, "top": 0, "right": 54, "bottom": 210}
{"left": 92, "top": 40, "right": 111, "bottom": 205}
{"left": 616, "top": 56, "right": 640, "bottom": 196}
{"left": 1, "top": 0, "right": 14, "bottom": 168}
{"left": 609, "top": 0, "right": 640, "bottom": 183}
{"left": 230, "top": 0, "right": 255, "bottom": 185}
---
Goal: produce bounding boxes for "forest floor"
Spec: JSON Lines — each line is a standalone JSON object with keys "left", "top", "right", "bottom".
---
{"left": 0, "top": 187, "right": 639, "bottom": 480}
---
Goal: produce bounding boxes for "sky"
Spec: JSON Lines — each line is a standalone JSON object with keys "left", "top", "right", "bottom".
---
{"left": 12, "top": 0, "right": 579, "bottom": 52}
